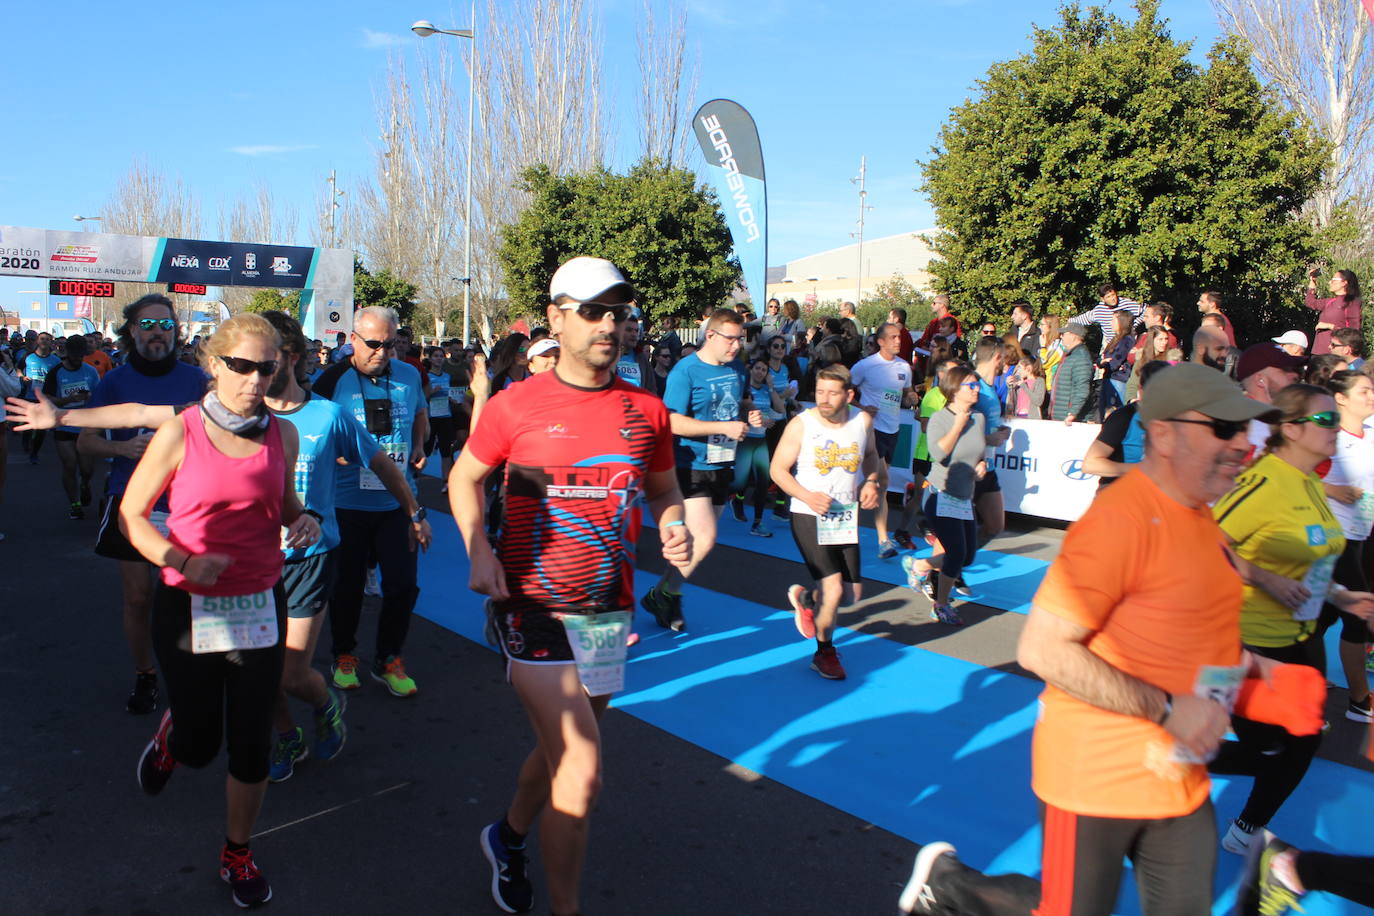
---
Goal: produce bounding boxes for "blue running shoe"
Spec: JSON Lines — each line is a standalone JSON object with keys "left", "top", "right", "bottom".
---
{"left": 313, "top": 687, "right": 348, "bottom": 762}
{"left": 480, "top": 822, "right": 533, "bottom": 913}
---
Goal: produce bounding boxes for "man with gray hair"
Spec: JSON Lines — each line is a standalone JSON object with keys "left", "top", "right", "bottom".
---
{"left": 312, "top": 306, "right": 431, "bottom": 697}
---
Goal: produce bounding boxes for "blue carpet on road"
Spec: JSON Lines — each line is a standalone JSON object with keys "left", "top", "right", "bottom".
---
{"left": 416, "top": 522, "right": 1374, "bottom": 915}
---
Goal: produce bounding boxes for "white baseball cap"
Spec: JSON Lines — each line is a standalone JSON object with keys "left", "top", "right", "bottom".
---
{"left": 548, "top": 256, "right": 636, "bottom": 306}
{"left": 527, "top": 338, "right": 560, "bottom": 359}
{"left": 1272, "top": 330, "right": 1309, "bottom": 350}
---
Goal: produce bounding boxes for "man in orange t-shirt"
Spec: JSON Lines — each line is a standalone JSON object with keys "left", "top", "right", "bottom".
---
{"left": 899, "top": 364, "right": 1288, "bottom": 916}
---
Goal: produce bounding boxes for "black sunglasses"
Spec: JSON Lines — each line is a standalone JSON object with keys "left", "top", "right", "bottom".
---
{"left": 1165, "top": 417, "right": 1248, "bottom": 440}
{"left": 217, "top": 354, "right": 278, "bottom": 377}
{"left": 353, "top": 333, "right": 397, "bottom": 350}
{"left": 575, "top": 302, "right": 633, "bottom": 323}
{"left": 138, "top": 318, "right": 177, "bottom": 331}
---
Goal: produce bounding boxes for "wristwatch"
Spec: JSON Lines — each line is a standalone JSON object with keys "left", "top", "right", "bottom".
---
{"left": 411, "top": 507, "right": 427, "bottom": 523}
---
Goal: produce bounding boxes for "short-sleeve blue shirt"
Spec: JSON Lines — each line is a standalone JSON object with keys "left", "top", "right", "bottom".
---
{"left": 314, "top": 359, "right": 426, "bottom": 512}
{"left": 86, "top": 361, "right": 208, "bottom": 498}
{"left": 43, "top": 363, "right": 101, "bottom": 433}
{"left": 280, "top": 394, "right": 380, "bottom": 559}
{"left": 661, "top": 353, "right": 746, "bottom": 470}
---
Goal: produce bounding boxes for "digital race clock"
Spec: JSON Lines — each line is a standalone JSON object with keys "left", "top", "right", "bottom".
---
{"left": 167, "top": 282, "right": 208, "bottom": 296}
{"left": 48, "top": 279, "right": 115, "bottom": 298}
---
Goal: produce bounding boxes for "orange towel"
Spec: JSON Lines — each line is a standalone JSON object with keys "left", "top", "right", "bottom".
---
{"left": 1233, "top": 665, "right": 1326, "bottom": 737}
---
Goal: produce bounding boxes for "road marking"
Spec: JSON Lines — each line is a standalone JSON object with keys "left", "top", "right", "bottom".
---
{"left": 251, "top": 781, "right": 411, "bottom": 839}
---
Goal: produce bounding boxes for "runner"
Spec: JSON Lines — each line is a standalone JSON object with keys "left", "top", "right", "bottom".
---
{"left": 732, "top": 355, "right": 785, "bottom": 537}
{"left": 449, "top": 256, "right": 690, "bottom": 916}
{"left": 899, "top": 363, "right": 1370, "bottom": 915}
{"left": 771, "top": 364, "right": 883, "bottom": 680}
{"left": 424, "top": 345, "right": 461, "bottom": 486}
{"left": 849, "top": 323, "right": 914, "bottom": 558}
{"left": 642, "top": 307, "right": 755, "bottom": 632}
{"left": 20, "top": 331, "right": 60, "bottom": 463}
{"left": 312, "top": 306, "right": 430, "bottom": 698}
{"left": 81, "top": 294, "right": 208, "bottom": 714}
{"left": 970, "top": 335, "right": 1010, "bottom": 547}
{"left": 121, "top": 313, "right": 321, "bottom": 909}
{"left": 41, "top": 335, "right": 99, "bottom": 519}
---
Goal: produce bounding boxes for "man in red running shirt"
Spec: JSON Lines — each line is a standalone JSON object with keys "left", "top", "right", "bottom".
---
{"left": 449, "top": 256, "right": 691, "bottom": 916}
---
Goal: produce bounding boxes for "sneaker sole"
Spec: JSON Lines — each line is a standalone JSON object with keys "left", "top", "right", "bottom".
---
{"left": 221, "top": 870, "right": 273, "bottom": 908}
{"left": 641, "top": 592, "right": 686, "bottom": 632}
{"left": 787, "top": 586, "right": 817, "bottom": 639}
{"left": 810, "top": 661, "right": 847, "bottom": 680}
{"left": 1346, "top": 708, "right": 1373, "bottom": 723}
{"left": 479, "top": 825, "right": 526, "bottom": 915}
{"left": 136, "top": 739, "right": 166, "bottom": 795}
{"left": 899, "top": 841, "right": 955, "bottom": 913}
{"left": 370, "top": 670, "right": 418, "bottom": 697}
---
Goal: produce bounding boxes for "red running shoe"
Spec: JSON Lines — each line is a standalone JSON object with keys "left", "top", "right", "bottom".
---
{"left": 137, "top": 709, "right": 177, "bottom": 795}
{"left": 787, "top": 585, "right": 817, "bottom": 639}
{"left": 811, "top": 645, "right": 847, "bottom": 680}
{"left": 220, "top": 845, "right": 272, "bottom": 908}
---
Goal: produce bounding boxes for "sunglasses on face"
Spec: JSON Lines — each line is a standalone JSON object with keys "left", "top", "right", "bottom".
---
{"left": 139, "top": 318, "right": 177, "bottom": 331}
{"left": 575, "top": 302, "right": 633, "bottom": 324}
{"left": 216, "top": 354, "right": 278, "bottom": 377}
{"left": 354, "top": 333, "right": 396, "bottom": 350}
{"left": 1165, "top": 417, "right": 1248, "bottom": 440}
{"left": 962, "top": 380, "right": 980, "bottom": 390}
{"left": 1289, "top": 410, "right": 1339, "bottom": 429}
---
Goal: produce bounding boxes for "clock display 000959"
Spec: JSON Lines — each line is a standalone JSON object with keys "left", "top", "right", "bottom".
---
{"left": 48, "top": 279, "right": 115, "bottom": 298}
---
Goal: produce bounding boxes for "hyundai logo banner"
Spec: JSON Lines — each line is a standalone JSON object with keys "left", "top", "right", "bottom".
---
{"left": 987, "top": 419, "right": 1102, "bottom": 522}
{"left": 153, "top": 238, "right": 316, "bottom": 290}
{"left": 692, "top": 99, "right": 766, "bottom": 308}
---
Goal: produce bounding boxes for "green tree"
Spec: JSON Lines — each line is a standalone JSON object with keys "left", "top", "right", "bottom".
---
{"left": 353, "top": 257, "right": 419, "bottom": 327}
{"left": 920, "top": 1, "right": 1328, "bottom": 343}
{"left": 243, "top": 289, "right": 301, "bottom": 316}
{"left": 498, "top": 158, "right": 740, "bottom": 328}
{"left": 859, "top": 272, "right": 932, "bottom": 331}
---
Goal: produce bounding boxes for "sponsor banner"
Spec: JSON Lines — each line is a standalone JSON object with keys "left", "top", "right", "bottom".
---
{"left": 154, "top": 238, "right": 316, "bottom": 289}
{"left": 990, "top": 419, "right": 1101, "bottom": 522}
{"left": 0, "top": 225, "right": 156, "bottom": 281}
{"left": 692, "top": 99, "right": 767, "bottom": 308}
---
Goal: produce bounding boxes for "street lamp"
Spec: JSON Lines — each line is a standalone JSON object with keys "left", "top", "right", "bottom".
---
{"left": 412, "top": 11, "right": 477, "bottom": 347}
{"left": 73, "top": 215, "right": 102, "bottom": 231}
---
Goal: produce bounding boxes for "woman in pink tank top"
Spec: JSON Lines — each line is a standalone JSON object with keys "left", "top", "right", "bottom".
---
{"left": 119, "top": 313, "right": 320, "bottom": 908}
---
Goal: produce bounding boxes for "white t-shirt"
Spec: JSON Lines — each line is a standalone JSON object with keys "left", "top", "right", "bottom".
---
{"left": 789, "top": 407, "right": 870, "bottom": 516}
{"left": 1325, "top": 425, "right": 1374, "bottom": 541}
{"left": 850, "top": 353, "right": 912, "bottom": 434}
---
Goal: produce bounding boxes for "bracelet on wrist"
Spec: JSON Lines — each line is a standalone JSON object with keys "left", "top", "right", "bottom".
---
{"left": 1156, "top": 691, "right": 1173, "bottom": 725}
{"left": 663, "top": 519, "right": 686, "bottom": 529}
{"left": 178, "top": 553, "right": 191, "bottom": 574}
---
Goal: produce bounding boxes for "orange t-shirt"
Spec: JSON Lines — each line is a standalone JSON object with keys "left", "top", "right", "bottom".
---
{"left": 84, "top": 350, "right": 113, "bottom": 377}
{"left": 1031, "top": 468, "right": 1243, "bottom": 819}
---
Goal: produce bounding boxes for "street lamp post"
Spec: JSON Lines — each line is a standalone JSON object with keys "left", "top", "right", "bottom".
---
{"left": 72, "top": 216, "right": 105, "bottom": 327}
{"left": 413, "top": 10, "right": 477, "bottom": 347}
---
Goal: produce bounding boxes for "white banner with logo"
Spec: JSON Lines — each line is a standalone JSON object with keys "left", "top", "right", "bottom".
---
{"left": 989, "top": 419, "right": 1101, "bottom": 522}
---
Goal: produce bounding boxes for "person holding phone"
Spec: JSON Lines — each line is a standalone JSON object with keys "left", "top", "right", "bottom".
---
{"left": 1305, "top": 265, "right": 1362, "bottom": 355}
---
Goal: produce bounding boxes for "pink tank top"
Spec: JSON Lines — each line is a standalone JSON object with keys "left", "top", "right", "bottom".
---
{"left": 161, "top": 405, "right": 285, "bottom": 596}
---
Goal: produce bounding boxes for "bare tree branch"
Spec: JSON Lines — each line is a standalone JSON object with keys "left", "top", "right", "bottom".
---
{"left": 637, "top": 0, "right": 699, "bottom": 168}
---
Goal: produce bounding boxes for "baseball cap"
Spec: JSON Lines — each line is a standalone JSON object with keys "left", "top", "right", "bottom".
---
{"left": 1236, "top": 342, "right": 1306, "bottom": 382}
{"left": 1138, "top": 363, "right": 1278, "bottom": 423}
{"left": 548, "top": 257, "right": 637, "bottom": 306}
{"left": 1063, "top": 322, "right": 1091, "bottom": 338}
{"left": 527, "top": 338, "right": 560, "bottom": 359}
{"left": 1272, "top": 330, "right": 1309, "bottom": 350}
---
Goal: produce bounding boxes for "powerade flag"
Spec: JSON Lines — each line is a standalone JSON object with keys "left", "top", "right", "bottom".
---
{"left": 693, "top": 99, "right": 767, "bottom": 308}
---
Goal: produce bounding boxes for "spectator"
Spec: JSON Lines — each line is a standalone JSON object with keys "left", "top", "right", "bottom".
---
{"left": 1050, "top": 322, "right": 1093, "bottom": 424}
{"left": 1306, "top": 353, "right": 1348, "bottom": 388}
{"left": 1305, "top": 267, "right": 1362, "bottom": 355}
{"left": 1072, "top": 282, "right": 1144, "bottom": 351}
{"left": 1096, "top": 309, "right": 1136, "bottom": 420}
{"left": 1331, "top": 327, "right": 1365, "bottom": 371}
{"left": 938, "top": 315, "right": 968, "bottom": 362}
{"left": 1141, "top": 301, "right": 1178, "bottom": 349}
{"left": 916, "top": 294, "right": 962, "bottom": 351}
{"left": 1273, "top": 331, "right": 1309, "bottom": 358}
{"left": 1193, "top": 325, "right": 1233, "bottom": 373}
{"left": 1005, "top": 355, "right": 1046, "bottom": 419}
{"left": 1127, "top": 326, "right": 1177, "bottom": 402}
{"left": 889, "top": 308, "right": 915, "bottom": 364}
{"left": 1236, "top": 342, "right": 1307, "bottom": 459}
{"left": 779, "top": 300, "right": 806, "bottom": 347}
{"left": 1197, "top": 290, "right": 1237, "bottom": 345}
{"left": 997, "top": 334, "right": 1024, "bottom": 403}
{"left": 1038, "top": 314, "right": 1065, "bottom": 390}
{"left": 1010, "top": 303, "right": 1039, "bottom": 357}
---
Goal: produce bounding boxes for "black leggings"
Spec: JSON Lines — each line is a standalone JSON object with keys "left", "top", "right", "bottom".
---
{"left": 1297, "top": 851, "right": 1374, "bottom": 905}
{"left": 151, "top": 581, "right": 286, "bottom": 784}
{"left": 924, "top": 490, "right": 978, "bottom": 580}
{"left": 1318, "top": 538, "right": 1370, "bottom": 643}
{"left": 1208, "top": 637, "right": 1324, "bottom": 827}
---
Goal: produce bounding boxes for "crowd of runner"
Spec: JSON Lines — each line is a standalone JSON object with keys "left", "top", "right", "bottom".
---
{"left": 1, "top": 259, "right": 1370, "bottom": 914}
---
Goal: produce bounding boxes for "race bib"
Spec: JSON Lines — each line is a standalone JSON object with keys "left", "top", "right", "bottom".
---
{"left": 936, "top": 490, "right": 975, "bottom": 521}
{"left": 1171, "top": 662, "right": 1247, "bottom": 764}
{"left": 359, "top": 448, "right": 407, "bottom": 490}
{"left": 558, "top": 611, "right": 632, "bottom": 696}
{"left": 816, "top": 500, "right": 858, "bottom": 545}
{"left": 448, "top": 385, "right": 467, "bottom": 403}
{"left": 1357, "top": 492, "right": 1374, "bottom": 535}
{"left": 706, "top": 433, "right": 737, "bottom": 464}
{"left": 1295, "top": 554, "right": 1337, "bottom": 621}
{"left": 879, "top": 387, "right": 902, "bottom": 418}
{"left": 190, "top": 589, "right": 278, "bottom": 654}
{"left": 428, "top": 393, "right": 451, "bottom": 419}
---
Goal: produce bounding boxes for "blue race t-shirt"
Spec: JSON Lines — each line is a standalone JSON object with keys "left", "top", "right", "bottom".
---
{"left": 615, "top": 355, "right": 643, "bottom": 387}
{"left": 313, "top": 359, "right": 426, "bottom": 511}
{"left": 975, "top": 377, "right": 1007, "bottom": 434}
{"left": 426, "top": 370, "right": 453, "bottom": 418}
{"left": 24, "top": 352, "right": 61, "bottom": 399}
{"left": 86, "top": 361, "right": 208, "bottom": 497}
{"left": 279, "top": 394, "right": 380, "bottom": 559}
{"left": 661, "top": 353, "right": 746, "bottom": 470}
{"left": 43, "top": 362, "right": 101, "bottom": 433}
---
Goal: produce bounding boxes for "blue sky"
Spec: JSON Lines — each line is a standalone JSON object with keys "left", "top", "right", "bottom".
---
{"left": 0, "top": 0, "right": 1225, "bottom": 313}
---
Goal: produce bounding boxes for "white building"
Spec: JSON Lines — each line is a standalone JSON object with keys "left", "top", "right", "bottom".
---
{"left": 765, "top": 230, "right": 938, "bottom": 305}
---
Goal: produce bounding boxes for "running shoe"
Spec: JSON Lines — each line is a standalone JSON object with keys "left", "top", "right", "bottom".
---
{"left": 787, "top": 585, "right": 817, "bottom": 639}
{"left": 900, "top": 554, "right": 922, "bottom": 590}
{"left": 137, "top": 709, "right": 177, "bottom": 795}
{"left": 372, "top": 655, "right": 418, "bottom": 697}
{"left": 364, "top": 567, "right": 381, "bottom": 596}
{"left": 953, "top": 576, "right": 972, "bottom": 597}
{"left": 877, "top": 539, "right": 898, "bottom": 560}
{"left": 479, "top": 822, "right": 534, "bottom": 913}
{"left": 269, "top": 727, "right": 309, "bottom": 783}
{"left": 920, "top": 574, "right": 938, "bottom": 604}
{"left": 68, "top": 501, "right": 84, "bottom": 520}
{"left": 1347, "top": 696, "right": 1373, "bottom": 723}
{"left": 811, "top": 645, "right": 847, "bottom": 680}
{"left": 772, "top": 497, "right": 790, "bottom": 520}
{"left": 930, "top": 603, "right": 963, "bottom": 626}
{"left": 892, "top": 529, "right": 915, "bottom": 551}
{"left": 730, "top": 494, "right": 747, "bottom": 523}
{"left": 314, "top": 688, "right": 348, "bottom": 761}
{"left": 331, "top": 654, "right": 361, "bottom": 691}
{"left": 749, "top": 521, "right": 772, "bottom": 538}
{"left": 220, "top": 845, "right": 272, "bottom": 908}
{"left": 1222, "top": 818, "right": 1259, "bottom": 855}
{"left": 127, "top": 670, "right": 159, "bottom": 715}
{"left": 1230, "top": 830, "right": 1303, "bottom": 916}
{"left": 899, "top": 841, "right": 959, "bottom": 914}
{"left": 641, "top": 586, "right": 686, "bottom": 632}
{"left": 79, "top": 476, "right": 92, "bottom": 507}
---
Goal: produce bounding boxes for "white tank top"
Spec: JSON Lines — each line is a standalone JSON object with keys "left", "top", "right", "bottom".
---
{"left": 790, "top": 406, "right": 869, "bottom": 516}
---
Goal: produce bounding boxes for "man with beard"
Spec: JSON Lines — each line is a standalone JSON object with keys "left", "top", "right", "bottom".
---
{"left": 449, "top": 256, "right": 689, "bottom": 916}
{"left": 312, "top": 306, "right": 430, "bottom": 698}
{"left": 772, "top": 363, "right": 883, "bottom": 680}
{"left": 81, "top": 295, "right": 207, "bottom": 714}
{"left": 1192, "top": 326, "right": 1230, "bottom": 372}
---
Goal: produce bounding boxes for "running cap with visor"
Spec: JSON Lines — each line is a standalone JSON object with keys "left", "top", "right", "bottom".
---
{"left": 1236, "top": 342, "right": 1306, "bottom": 383}
{"left": 527, "top": 338, "right": 560, "bottom": 359}
{"left": 1272, "top": 330, "right": 1309, "bottom": 350}
{"left": 549, "top": 257, "right": 637, "bottom": 306}
{"left": 1138, "top": 363, "right": 1279, "bottom": 423}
